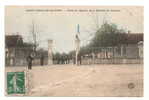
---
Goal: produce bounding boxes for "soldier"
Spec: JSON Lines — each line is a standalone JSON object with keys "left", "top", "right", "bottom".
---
{"left": 26, "top": 54, "right": 33, "bottom": 70}
{"left": 40, "top": 54, "right": 44, "bottom": 66}
{"left": 77, "top": 53, "right": 81, "bottom": 65}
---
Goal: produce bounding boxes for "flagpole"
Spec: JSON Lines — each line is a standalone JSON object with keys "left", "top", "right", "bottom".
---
{"left": 75, "top": 24, "right": 80, "bottom": 65}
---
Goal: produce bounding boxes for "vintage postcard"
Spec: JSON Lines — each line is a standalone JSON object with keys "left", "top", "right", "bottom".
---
{"left": 5, "top": 6, "right": 143, "bottom": 96}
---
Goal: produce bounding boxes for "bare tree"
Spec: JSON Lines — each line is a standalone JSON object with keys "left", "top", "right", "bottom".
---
{"left": 80, "top": 13, "right": 108, "bottom": 46}
{"left": 91, "top": 12, "right": 109, "bottom": 31}
{"left": 29, "top": 20, "right": 39, "bottom": 55}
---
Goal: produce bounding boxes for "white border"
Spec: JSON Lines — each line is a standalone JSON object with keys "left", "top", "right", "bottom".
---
{"left": 1, "top": 0, "right": 145, "bottom": 5}
{"left": 0, "top": 0, "right": 146, "bottom": 100}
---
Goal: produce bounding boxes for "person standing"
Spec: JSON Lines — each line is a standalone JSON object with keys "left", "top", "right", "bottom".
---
{"left": 77, "top": 53, "right": 81, "bottom": 65}
{"left": 26, "top": 54, "right": 33, "bottom": 70}
{"left": 40, "top": 54, "right": 44, "bottom": 66}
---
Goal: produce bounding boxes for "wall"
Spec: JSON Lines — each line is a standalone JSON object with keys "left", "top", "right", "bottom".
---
{"left": 81, "top": 58, "right": 143, "bottom": 65}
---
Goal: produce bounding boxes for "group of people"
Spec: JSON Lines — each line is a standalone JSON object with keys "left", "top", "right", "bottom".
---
{"left": 26, "top": 53, "right": 82, "bottom": 70}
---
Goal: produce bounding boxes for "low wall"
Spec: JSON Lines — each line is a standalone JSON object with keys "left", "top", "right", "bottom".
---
{"left": 81, "top": 58, "right": 143, "bottom": 65}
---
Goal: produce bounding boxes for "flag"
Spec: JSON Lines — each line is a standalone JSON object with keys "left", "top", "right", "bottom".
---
{"left": 75, "top": 24, "right": 80, "bottom": 41}
{"left": 77, "top": 24, "right": 80, "bottom": 34}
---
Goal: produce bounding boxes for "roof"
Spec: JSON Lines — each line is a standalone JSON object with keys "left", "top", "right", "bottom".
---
{"left": 5, "top": 35, "right": 23, "bottom": 47}
{"left": 5, "top": 35, "right": 34, "bottom": 48}
{"left": 124, "top": 33, "right": 143, "bottom": 44}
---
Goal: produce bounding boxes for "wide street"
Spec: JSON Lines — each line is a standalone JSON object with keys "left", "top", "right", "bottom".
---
{"left": 6, "top": 64, "right": 143, "bottom": 96}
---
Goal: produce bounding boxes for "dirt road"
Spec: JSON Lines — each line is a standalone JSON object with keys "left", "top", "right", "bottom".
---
{"left": 5, "top": 64, "right": 143, "bottom": 97}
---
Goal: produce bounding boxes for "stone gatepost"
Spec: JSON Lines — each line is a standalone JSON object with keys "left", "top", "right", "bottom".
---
{"left": 48, "top": 40, "right": 53, "bottom": 65}
{"left": 75, "top": 37, "right": 80, "bottom": 65}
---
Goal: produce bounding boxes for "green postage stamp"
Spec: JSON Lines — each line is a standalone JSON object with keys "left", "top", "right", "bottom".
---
{"left": 7, "top": 72, "right": 25, "bottom": 94}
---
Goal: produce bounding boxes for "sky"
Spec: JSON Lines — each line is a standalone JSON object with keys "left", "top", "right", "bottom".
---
{"left": 5, "top": 6, "right": 144, "bottom": 53}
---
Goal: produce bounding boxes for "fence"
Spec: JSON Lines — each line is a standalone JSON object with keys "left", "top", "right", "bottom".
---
{"left": 80, "top": 45, "right": 143, "bottom": 64}
{"left": 5, "top": 45, "right": 143, "bottom": 66}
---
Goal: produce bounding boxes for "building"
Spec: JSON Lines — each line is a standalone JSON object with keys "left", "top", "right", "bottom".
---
{"left": 114, "top": 33, "right": 143, "bottom": 59}
{"left": 5, "top": 35, "right": 34, "bottom": 66}
{"left": 81, "top": 33, "right": 144, "bottom": 64}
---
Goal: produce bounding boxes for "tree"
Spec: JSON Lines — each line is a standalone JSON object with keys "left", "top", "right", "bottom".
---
{"left": 89, "top": 22, "right": 126, "bottom": 47}
{"left": 29, "top": 20, "right": 40, "bottom": 55}
{"left": 79, "top": 22, "right": 127, "bottom": 56}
